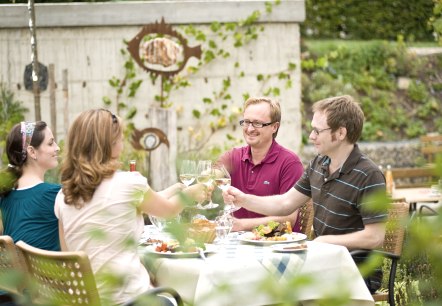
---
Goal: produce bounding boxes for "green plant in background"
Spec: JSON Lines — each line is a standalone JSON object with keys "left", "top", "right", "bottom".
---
{"left": 0, "top": 82, "right": 28, "bottom": 168}
{"left": 301, "top": 38, "right": 442, "bottom": 143}
{"left": 430, "top": 0, "right": 442, "bottom": 45}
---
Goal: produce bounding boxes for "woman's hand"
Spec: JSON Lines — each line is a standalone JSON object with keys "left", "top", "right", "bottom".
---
{"left": 158, "top": 182, "right": 186, "bottom": 199}
{"left": 183, "top": 183, "right": 209, "bottom": 205}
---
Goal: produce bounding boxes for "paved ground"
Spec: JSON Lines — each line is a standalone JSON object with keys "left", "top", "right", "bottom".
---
{"left": 408, "top": 47, "right": 442, "bottom": 56}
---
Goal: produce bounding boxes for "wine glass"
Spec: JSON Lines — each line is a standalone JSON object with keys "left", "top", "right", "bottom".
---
{"left": 196, "top": 160, "right": 219, "bottom": 209}
{"left": 214, "top": 215, "right": 233, "bottom": 244}
{"left": 179, "top": 160, "right": 197, "bottom": 187}
{"left": 213, "top": 164, "right": 240, "bottom": 214}
{"left": 148, "top": 215, "right": 167, "bottom": 232}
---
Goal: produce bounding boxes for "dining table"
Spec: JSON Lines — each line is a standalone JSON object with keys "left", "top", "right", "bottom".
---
{"left": 392, "top": 187, "right": 441, "bottom": 212}
{"left": 139, "top": 225, "right": 374, "bottom": 306}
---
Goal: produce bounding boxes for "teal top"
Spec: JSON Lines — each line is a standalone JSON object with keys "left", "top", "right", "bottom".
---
{"left": 0, "top": 183, "right": 61, "bottom": 251}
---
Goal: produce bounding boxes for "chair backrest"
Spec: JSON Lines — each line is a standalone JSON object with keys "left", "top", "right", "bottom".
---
{"left": 298, "top": 199, "right": 314, "bottom": 239}
{"left": 16, "top": 240, "right": 102, "bottom": 306}
{"left": 380, "top": 201, "right": 409, "bottom": 256}
{"left": 390, "top": 166, "right": 437, "bottom": 188}
{"left": 0, "top": 235, "right": 26, "bottom": 296}
{"left": 420, "top": 133, "right": 442, "bottom": 164}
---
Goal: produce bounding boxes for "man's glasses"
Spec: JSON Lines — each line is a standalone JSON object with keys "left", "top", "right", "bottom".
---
{"left": 239, "top": 120, "right": 275, "bottom": 128}
{"left": 311, "top": 127, "right": 332, "bottom": 135}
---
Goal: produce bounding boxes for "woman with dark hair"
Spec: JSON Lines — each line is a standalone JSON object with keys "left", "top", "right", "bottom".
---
{"left": 0, "top": 121, "right": 61, "bottom": 251}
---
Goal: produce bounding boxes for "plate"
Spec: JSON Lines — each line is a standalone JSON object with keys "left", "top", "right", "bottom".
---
{"left": 237, "top": 232, "right": 307, "bottom": 245}
{"left": 142, "top": 244, "right": 216, "bottom": 258}
{"left": 271, "top": 243, "right": 308, "bottom": 253}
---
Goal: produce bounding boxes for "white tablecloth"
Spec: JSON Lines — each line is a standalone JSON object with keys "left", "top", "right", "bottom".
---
{"left": 140, "top": 226, "right": 374, "bottom": 306}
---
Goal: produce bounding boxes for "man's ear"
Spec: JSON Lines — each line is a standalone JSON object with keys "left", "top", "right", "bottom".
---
{"left": 338, "top": 127, "right": 347, "bottom": 141}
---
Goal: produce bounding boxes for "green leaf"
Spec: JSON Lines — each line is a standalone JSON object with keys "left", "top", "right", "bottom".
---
{"left": 203, "top": 98, "right": 212, "bottom": 104}
{"left": 192, "top": 110, "right": 201, "bottom": 119}
{"left": 102, "top": 96, "right": 112, "bottom": 106}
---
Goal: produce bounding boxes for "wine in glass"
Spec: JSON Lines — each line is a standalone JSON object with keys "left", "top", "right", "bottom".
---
{"left": 214, "top": 164, "right": 240, "bottom": 214}
{"left": 179, "top": 160, "right": 197, "bottom": 187}
{"left": 196, "top": 160, "right": 219, "bottom": 209}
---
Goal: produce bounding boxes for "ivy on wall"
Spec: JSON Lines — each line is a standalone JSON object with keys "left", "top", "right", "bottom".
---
{"left": 102, "top": 0, "right": 298, "bottom": 159}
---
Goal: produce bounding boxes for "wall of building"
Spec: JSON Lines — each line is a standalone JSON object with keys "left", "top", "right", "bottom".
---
{"left": 0, "top": 0, "right": 305, "bottom": 156}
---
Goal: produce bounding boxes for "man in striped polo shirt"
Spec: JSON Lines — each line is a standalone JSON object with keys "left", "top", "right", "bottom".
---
{"left": 224, "top": 95, "right": 388, "bottom": 293}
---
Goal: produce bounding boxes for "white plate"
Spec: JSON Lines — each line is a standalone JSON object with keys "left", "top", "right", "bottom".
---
{"left": 271, "top": 243, "right": 308, "bottom": 253}
{"left": 143, "top": 244, "right": 215, "bottom": 258}
{"left": 237, "top": 232, "right": 307, "bottom": 245}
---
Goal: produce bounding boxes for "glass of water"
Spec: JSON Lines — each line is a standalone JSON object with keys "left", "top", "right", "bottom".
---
{"left": 214, "top": 215, "right": 233, "bottom": 244}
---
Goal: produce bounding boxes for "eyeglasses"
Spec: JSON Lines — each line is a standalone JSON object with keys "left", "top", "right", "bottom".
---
{"left": 239, "top": 120, "right": 275, "bottom": 128}
{"left": 311, "top": 127, "right": 332, "bottom": 135}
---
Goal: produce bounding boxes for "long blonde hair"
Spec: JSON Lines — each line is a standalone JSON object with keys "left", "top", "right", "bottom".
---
{"left": 60, "top": 109, "right": 122, "bottom": 207}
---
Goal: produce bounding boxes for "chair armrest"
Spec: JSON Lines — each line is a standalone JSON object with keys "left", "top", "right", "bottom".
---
{"left": 418, "top": 204, "right": 439, "bottom": 216}
{"left": 350, "top": 249, "right": 399, "bottom": 260}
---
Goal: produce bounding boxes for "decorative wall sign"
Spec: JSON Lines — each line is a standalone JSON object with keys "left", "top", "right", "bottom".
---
{"left": 131, "top": 127, "right": 169, "bottom": 152}
{"left": 127, "top": 17, "right": 202, "bottom": 79}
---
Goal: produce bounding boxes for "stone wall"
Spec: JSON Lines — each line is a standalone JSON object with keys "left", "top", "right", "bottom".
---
{"left": 300, "top": 139, "right": 423, "bottom": 168}
{"left": 0, "top": 0, "right": 305, "bottom": 154}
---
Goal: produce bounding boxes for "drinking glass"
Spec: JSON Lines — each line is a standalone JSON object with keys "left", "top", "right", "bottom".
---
{"left": 179, "top": 160, "right": 197, "bottom": 187}
{"left": 214, "top": 215, "right": 233, "bottom": 244}
{"left": 196, "top": 160, "right": 219, "bottom": 209}
{"left": 213, "top": 164, "right": 240, "bottom": 214}
{"left": 148, "top": 215, "right": 168, "bottom": 232}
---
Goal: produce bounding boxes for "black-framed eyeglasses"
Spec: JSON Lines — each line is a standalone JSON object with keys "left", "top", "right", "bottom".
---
{"left": 312, "top": 127, "right": 332, "bottom": 135}
{"left": 239, "top": 119, "right": 275, "bottom": 128}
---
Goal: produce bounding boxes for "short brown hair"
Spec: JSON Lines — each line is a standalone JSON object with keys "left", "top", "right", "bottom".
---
{"left": 312, "top": 95, "right": 364, "bottom": 144}
{"left": 243, "top": 97, "right": 281, "bottom": 138}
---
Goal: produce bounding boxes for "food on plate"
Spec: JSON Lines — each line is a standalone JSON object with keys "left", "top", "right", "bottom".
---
{"left": 251, "top": 221, "right": 292, "bottom": 240}
{"left": 281, "top": 243, "right": 308, "bottom": 251}
{"left": 154, "top": 238, "right": 205, "bottom": 253}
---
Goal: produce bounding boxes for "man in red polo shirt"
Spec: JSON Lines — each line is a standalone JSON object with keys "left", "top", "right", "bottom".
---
{"left": 218, "top": 97, "right": 304, "bottom": 232}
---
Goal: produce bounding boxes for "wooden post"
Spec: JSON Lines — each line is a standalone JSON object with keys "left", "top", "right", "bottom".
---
{"left": 146, "top": 107, "right": 177, "bottom": 191}
{"left": 27, "top": 0, "right": 41, "bottom": 121}
{"left": 48, "top": 64, "right": 56, "bottom": 136}
{"left": 62, "top": 69, "right": 69, "bottom": 135}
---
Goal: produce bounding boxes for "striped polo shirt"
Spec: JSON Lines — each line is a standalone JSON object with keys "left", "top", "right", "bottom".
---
{"left": 294, "top": 144, "right": 388, "bottom": 237}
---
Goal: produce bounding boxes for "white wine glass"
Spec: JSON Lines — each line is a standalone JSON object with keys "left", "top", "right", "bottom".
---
{"left": 179, "top": 160, "right": 197, "bottom": 187}
{"left": 213, "top": 164, "right": 240, "bottom": 214}
{"left": 196, "top": 160, "right": 219, "bottom": 209}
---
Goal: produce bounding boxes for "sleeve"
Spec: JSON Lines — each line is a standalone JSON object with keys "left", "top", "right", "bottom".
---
{"left": 123, "top": 172, "right": 150, "bottom": 208}
{"left": 54, "top": 190, "right": 63, "bottom": 220}
{"left": 278, "top": 155, "right": 304, "bottom": 193}
{"left": 41, "top": 184, "right": 61, "bottom": 218}
{"left": 359, "top": 168, "right": 388, "bottom": 225}
{"left": 294, "top": 159, "right": 316, "bottom": 197}
{"left": 217, "top": 149, "right": 234, "bottom": 174}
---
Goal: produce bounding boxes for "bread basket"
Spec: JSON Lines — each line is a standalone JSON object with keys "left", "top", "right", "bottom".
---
{"left": 187, "top": 219, "right": 216, "bottom": 244}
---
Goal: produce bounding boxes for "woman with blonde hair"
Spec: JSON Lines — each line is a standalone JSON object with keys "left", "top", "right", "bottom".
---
{"left": 55, "top": 109, "right": 204, "bottom": 305}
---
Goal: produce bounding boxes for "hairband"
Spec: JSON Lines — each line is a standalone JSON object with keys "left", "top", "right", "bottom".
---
{"left": 20, "top": 121, "right": 36, "bottom": 161}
